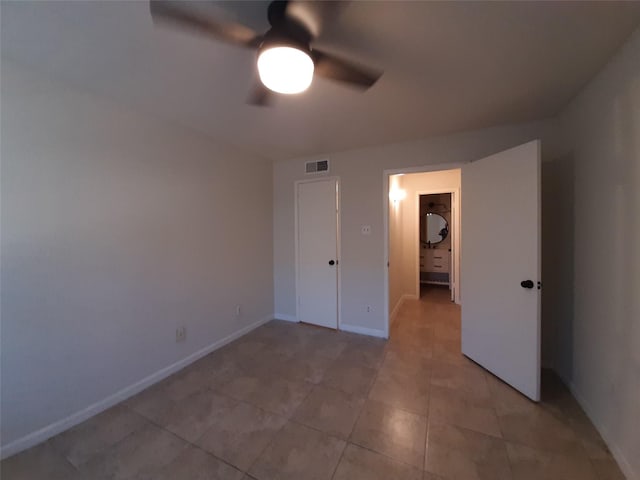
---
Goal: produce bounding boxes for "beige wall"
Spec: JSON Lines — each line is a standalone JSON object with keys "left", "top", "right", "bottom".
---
{"left": 554, "top": 27, "right": 640, "bottom": 480}
{"left": 273, "top": 120, "right": 558, "bottom": 335}
{"left": 0, "top": 62, "right": 274, "bottom": 453}
{"left": 388, "top": 175, "right": 406, "bottom": 317}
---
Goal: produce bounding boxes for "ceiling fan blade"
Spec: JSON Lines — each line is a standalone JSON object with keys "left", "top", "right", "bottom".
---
{"left": 286, "top": 1, "right": 350, "bottom": 39}
{"left": 247, "top": 80, "right": 275, "bottom": 107}
{"left": 150, "top": 0, "right": 263, "bottom": 49}
{"left": 311, "top": 49, "right": 382, "bottom": 89}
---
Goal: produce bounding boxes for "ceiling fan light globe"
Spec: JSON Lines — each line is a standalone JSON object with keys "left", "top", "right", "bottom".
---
{"left": 257, "top": 46, "right": 314, "bottom": 94}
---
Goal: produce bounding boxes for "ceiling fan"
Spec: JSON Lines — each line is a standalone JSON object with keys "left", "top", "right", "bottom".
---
{"left": 149, "top": 0, "right": 383, "bottom": 105}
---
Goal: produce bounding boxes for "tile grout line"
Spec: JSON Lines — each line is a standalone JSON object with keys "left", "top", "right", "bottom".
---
{"left": 157, "top": 332, "right": 374, "bottom": 478}
{"left": 392, "top": 296, "right": 435, "bottom": 473}
{"left": 65, "top": 407, "right": 150, "bottom": 476}
{"left": 337, "top": 303, "right": 431, "bottom": 475}
{"left": 47, "top": 439, "right": 84, "bottom": 476}
{"left": 203, "top": 380, "right": 316, "bottom": 477}
{"left": 327, "top": 437, "right": 348, "bottom": 480}
{"left": 423, "top": 297, "right": 438, "bottom": 477}
{"left": 482, "top": 374, "right": 606, "bottom": 480}
{"left": 342, "top": 440, "right": 425, "bottom": 473}
{"left": 123, "top": 378, "right": 326, "bottom": 477}
{"left": 329, "top": 339, "right": 389, "bottom": 480}
{"left": 482, "top": 370, "right": 518, "bottom": 480}
{"left": 122, "top": 402, "right": 245, "bottom": 475}
{"left": 242, "top": 372, "right": 318, "bottom": 479}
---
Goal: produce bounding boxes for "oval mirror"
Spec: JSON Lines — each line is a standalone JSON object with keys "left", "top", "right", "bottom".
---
{"left": 422, "top": 213, "right": 448, "bottom": 244}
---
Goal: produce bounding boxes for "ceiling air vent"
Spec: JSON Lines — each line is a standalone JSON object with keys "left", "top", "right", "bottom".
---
{"left": 305, "top": 159, "right": 329, "bottom": 174}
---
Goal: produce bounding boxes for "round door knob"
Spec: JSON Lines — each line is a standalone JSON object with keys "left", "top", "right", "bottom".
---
{"left": 328, "top": 260, "right": 335, "bottom": 266}
{"left": 520, "top": 280, "right": 534, "bottom": 289}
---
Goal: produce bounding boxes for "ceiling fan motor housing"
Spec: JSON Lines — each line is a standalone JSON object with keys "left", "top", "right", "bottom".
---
{"left": 261, "top": 2, "right": 313, "bottom": 57}
{"left": 150, "top": 0, "right": 383, "bottom": 104}
{"left": 257, "top": 2, "right": 315, "bottom": 95}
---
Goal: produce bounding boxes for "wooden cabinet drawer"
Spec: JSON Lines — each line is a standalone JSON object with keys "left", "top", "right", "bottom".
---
{"left": 424, "top": 250, "right": 449, "bottom": 270}
{"left": 420, "top": 249, "right": 450, "bottom": 284}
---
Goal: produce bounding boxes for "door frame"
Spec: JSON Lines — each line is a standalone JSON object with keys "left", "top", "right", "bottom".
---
{"left": 294, "top": 176, "right": 341, "bottom": 330}
{"left": 383, "top": 163, "right": 464, "bottom": 339}
{"left": 414, "top": 188, "right": 460, "bottom": 303}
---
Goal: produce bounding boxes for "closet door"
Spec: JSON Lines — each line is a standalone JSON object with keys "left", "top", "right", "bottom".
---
{"left": 296, "top": 179, "right": 339, "bottom": 329}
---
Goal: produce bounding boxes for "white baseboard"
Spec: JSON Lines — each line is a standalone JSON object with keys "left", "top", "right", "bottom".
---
{"left": 340, "top": 323, "right": 387, "bottom": 339}
{"left": 564, "top": 379, "right": 638, "bottom": 480}
{"left": 273, "top": 313, "right": 297, "bottom": 322}
{"left": 0, "top": 314, "right": 274, "bottom": 460}
{"left": 390, "top": 294, "right": 416, "bottom": 325}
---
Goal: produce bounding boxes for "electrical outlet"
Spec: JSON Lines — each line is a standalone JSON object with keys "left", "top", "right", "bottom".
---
{"left": 366, "top": 305, "right": 371, "bottom": 313}
{"left": 361, "top": 225, "right": 372, "bottom": 235}
{"left": 176, "top": 326, "right": 186, "bottom": 342}
{"left": 235, "top": 305, "right": 241, "bottom": 317}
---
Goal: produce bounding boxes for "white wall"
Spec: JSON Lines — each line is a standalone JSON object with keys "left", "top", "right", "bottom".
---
{"left": 554, "top": 27, "right": 640, "bottom": 480}
{"left": 273, "top": 120, "right": 558, "bottom": 335}
{"left": 0, "top": 62, "right": 274, "bottom": 453}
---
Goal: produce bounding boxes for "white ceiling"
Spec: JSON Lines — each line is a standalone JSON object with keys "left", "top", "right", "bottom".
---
{"left": 2, "top": 1, "right": 639, "bottom": 160}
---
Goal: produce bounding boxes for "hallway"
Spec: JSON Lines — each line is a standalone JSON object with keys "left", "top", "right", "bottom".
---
{"left": 392, "top": 285, "right": 622, "bottom": 479}
{"left": 2, "top": 289, "right": 623, "bottom": 479}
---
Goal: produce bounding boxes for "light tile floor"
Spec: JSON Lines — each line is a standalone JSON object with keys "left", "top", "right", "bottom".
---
{"left": 1, "top": 286, "right": 625, "bottom": 479}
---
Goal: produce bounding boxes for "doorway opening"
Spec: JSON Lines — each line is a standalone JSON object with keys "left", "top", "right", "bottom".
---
{"left": 385, "top": 167, "right": 462, "bottom": 337}
{"left": 383, "top": 140, "right": 542, "bottom": 401}
{"left": 419, "top": 192, "right": 453, "bottom": 302}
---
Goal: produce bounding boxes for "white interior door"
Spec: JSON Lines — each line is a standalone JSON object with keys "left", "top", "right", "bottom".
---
{"left": 297, "top": 179, "right": 338, "bottom": 329}
{"left": 461, "top": 140, "right": 541, "bottom": 401}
